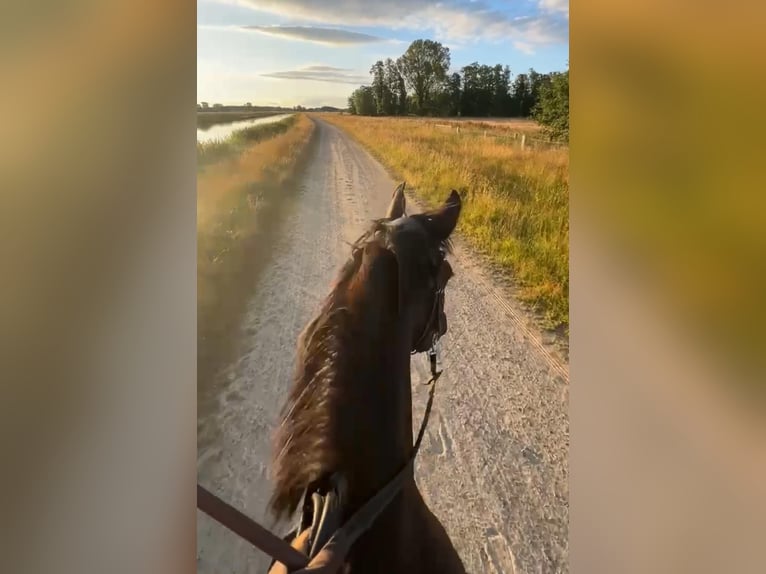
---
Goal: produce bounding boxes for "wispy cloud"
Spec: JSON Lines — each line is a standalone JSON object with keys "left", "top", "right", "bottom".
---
{"left": 261, "top": 65, "right": 369, "bottom": 84}
{"left": 197, "top": 24, "right": 242, "bottom": 32}
{"left": 539, "top": 0, "right": 569, "bottom": 18}
{"left": 243, "top": 25, "right": 387, "bottom": 45}
{"left": 513, "top": 41, "right": 535, "bottom": 56}
{"left": 224, "top": 0, "right": 568, "bottom": 49}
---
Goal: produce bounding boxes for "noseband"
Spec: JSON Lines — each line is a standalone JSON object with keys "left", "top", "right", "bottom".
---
{"left": 197, "top": 228, "right": 450, "bottom": 574}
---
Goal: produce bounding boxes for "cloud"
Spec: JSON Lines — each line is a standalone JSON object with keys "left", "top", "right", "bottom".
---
{"left": 223, "top": 0, "right": 568, "bottom": 47}
{"left": 303, "top": 65, "right": 352, "bottom": 72}
{"left": 261, "top": 65, "right": 369, "bottom": 84}
{"left": 513, "top": 41, "right": 535, "bottom": 55}
{"left": 243, "top": 25, "right": 387, "bottom": 45}
{"left": 539, "top": 0, "right": 569, "bottom": 18}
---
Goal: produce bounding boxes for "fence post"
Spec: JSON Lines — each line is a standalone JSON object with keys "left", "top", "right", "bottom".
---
{"left": 521, "top": 134, "right": 526, "bottom": 150}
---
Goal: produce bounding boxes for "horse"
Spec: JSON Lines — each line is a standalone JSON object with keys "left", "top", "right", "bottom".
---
{"left": 267, "top": 183, "right": 466, "bottom": 573}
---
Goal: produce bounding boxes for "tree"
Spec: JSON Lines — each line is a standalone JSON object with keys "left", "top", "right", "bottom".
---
{"left": 475, "top": 64, "right": 494, "bottom": 116}
{"left": 445, "top": 72, "right": 462, "bottom": 116}
{"left": 533, "top": 69, "right": 569, "bottom": 141}
{"left": 201, "top": 102, "right": 209, "bottom": 109}
{"left": 396, "top": 39, "right": 450, "bottom": 113}
{"left": 528, "top": 69, "right": 551, "bottom": 114}
{"left": 347, "top": 94, "right": 357, "bottom": 115}
{"left": 384, "top": 58, "right": 408, "bottom": 115}
{"left": 458, "top": 63, "right": 511, "bottom": 117}
{"left": 383, "top": 58, "right": 407, "bottom": 115}
{"left": 370, "top": 60, "right": 395, "bottom": 115}
{"left": 511, "top": 73, "right": 530, "bottom": 116}
{"left": 460, "top": 63, "right": 479, "bottom": 116}
{"left": 351, "top": 86, "right": 376, "bottom": 116}
{"left": 492, "top": 65, "right": 512, "bottom": 116}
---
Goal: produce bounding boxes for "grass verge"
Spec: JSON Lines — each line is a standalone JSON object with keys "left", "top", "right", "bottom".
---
{"left": 320, "top": 114, "right": 569, "bottom": 330}
{"left": 197, "top": 114, "right": 315, "bottom": 424}
{"left": 197, "top": 115, "right": 297, "bottom": 168}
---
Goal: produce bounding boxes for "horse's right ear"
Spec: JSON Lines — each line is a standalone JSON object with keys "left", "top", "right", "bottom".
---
{"left": 385, "top": 181, "right": 406, "bottom": 219}
{"left": 420, "top": 190, "right": 461, "bottom": 242}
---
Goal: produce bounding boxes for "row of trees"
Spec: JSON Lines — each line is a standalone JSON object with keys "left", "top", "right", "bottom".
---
{"left": 197, "top": 103, "right": 342, "bottom": 113}
{"left": 347, "top": 39, "right": 569, "bottom": 140}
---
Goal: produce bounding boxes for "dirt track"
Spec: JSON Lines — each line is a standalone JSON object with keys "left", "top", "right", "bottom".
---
{"left": 197, "top": 118, "right": 569, "bottom": 574}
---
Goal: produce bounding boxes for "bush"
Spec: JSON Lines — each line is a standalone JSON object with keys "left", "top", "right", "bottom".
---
{"left": 532, "top": 70, "right": 569, "bottom": 142}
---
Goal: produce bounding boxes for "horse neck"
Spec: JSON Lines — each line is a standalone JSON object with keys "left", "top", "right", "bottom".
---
{"left": 337, "top": 253, "right": 415, "bottom": 509}
{"left": 269, "top": 243, "right": 417, "bottom": 521}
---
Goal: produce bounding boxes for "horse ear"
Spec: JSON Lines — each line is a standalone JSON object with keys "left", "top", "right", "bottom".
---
{"left": 385, "top": 181, "right": 407, "bottom": 219}
{"left": 421, "top": 190, "right": 461, "bottom": 241}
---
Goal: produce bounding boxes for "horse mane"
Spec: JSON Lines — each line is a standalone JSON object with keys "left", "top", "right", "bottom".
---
{"left": 268, "top": 217, "right": 453, "bottom": 521}
{"left": 268, "top": 220, "right": 394, "bottom": 520}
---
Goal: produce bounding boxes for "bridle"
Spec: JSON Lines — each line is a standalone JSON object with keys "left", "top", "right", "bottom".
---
{"left": 412, "top": 255, "right": 448, "bottom": 376}
{"left": 197, "top": 233, "right": 450, "bottom": 574}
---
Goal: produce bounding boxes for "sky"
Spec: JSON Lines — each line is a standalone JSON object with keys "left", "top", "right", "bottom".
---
{"left": 198, "top": 0, "right": 569, "bottom": 108}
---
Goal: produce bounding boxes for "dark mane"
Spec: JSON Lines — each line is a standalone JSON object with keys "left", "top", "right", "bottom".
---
{"left": 268, "top": 220, "right": 394, "bottom": 519}
{"left": 268, "top": 216, "right": 453, "bottom": 520}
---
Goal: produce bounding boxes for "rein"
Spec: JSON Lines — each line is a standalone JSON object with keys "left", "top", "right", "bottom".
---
{"left": 197, "top": 349, "right": 443, "bottom": 573}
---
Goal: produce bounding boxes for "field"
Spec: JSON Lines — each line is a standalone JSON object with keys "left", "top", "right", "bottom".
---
{"left": 197, "top": 114, "right": 316, "bottom": 393}
{"left": 402, "top": 116, "right": 543, "bottom": 133}
{"left": 319, "top": 114, "right": 569, "bottom": 329}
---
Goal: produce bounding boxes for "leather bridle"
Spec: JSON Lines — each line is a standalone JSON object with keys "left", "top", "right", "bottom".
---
{"left": 197, "top": 244, "right": 449, "bottom": 574}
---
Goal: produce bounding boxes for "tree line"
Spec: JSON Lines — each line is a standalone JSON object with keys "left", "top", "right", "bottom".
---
{"left": 347, "top": 39, "right": 569, "bottom": 141}
{"left": 197, "top": 103, "right": 342, "bottom": 113}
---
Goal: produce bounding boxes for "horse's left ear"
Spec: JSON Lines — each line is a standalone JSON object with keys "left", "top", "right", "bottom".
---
{"left": 385, "top": 181, "right": 407, "bottom": 219}
{"left": 421, "top": 190, "right": 461, "bottom": 242}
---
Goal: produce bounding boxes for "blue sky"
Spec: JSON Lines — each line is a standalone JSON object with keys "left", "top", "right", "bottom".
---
{"left": 198, "top": 0, "right": 569, "bottom": 107}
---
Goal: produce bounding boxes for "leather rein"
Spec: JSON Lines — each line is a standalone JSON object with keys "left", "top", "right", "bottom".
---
{"left": 197, "top": 272, "right": 448, "bottom": 573}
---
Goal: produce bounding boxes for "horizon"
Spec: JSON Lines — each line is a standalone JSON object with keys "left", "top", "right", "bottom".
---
{"left": 196, "top": 102, "right": 343, "bottom": 108}
{"left": 198, "top": 0, "right": 569, "bottom": 108}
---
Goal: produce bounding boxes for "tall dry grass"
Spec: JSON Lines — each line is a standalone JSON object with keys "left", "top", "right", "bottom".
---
{"left": 321, "top": 114, "right": 569, "bottom": 329}
{"left": 197, "top": 114, "right": 315, "bottom": 401}
{"left": 436, "top": 117, "right": 544, "bottom": 135}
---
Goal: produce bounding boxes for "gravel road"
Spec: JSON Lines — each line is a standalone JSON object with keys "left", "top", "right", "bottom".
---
{"left": 197, "top": 118, "right": 569, "bottom": 574}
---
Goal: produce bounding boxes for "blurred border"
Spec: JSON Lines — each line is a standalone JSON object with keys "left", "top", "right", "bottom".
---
{"left": 4, "top": 0, "right": 766, "bottom": 572}
{"left": 1, "top": 1, "right": 196, "bottom": 573}
{"left": 573, "top": 1, "right": 766, "bottom": 572}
